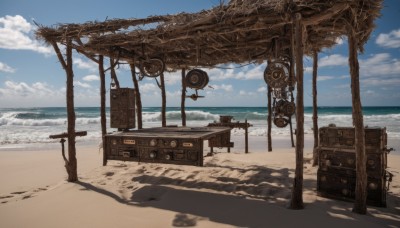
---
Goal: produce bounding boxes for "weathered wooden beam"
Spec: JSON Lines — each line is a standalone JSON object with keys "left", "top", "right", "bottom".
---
{"left": 290, "top": 13, "right": 304, "bottom": 210}
{"left": 49, "top": 131, "right": 87, "bottom": 139}
{"left": 160, "top": 72, "right": 167, "bottom": 127}
{"left": 130, "top": 63, "right": 143, "bottom": 129}
{"left": 65, "top": 39, "right": 78, "bottom": 182}
{"left": 302, "top": 3, "right": 350, "bottom": 26}
{"left": 110, "top": 58, "right": 120, "bottom": 89}
{"left": 312, "top": 51, "right": 319, "bottom": 166}
{"left": 349, "top": 26, "right": 367, "bottom": 215}
{"left": 289, "top": 117, "right": 295, "bottom": 148}
{"left": 99, "top": 55, "right": 107, "bottom": 166}
{"left": 181, "top": 68, "right": 187, "bottom": 127}
{"left": 50, "top": 41, "right": 67, "bottom": 70}
{"left": 245, "top": 119, "right": 249, "bottom": 154}
{"left": 267, "top": 84, "right": 272, "bottom": 152}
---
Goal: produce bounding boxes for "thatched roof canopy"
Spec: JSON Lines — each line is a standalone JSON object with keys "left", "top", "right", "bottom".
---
{"left": 36, "top": 0, "right": 382, "bottom": 71}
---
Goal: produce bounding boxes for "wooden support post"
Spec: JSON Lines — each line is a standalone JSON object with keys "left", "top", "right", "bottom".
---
{"left": 289, "top": 116, "right": 295, "bottom": 147}
{"left": 348, "top": 27, "right": 367, "bottom": 215}
{"left": 130, "top": 63, "right": 143, "bottom": 129}
{"left": 65, "top": 40, "right": 78, "bottom": 182}
{"left": 245, "top": 119, "right": 249, "bottom": 153}
{"left": 312, "top": 51, "right": 319, "bottom": 166}
{"left": 181, "top": 68, "right": 187, "bottom": 127}
{"left": 109, "top": 58, "right": 120, "bottom": 89}
{"left": 267, "top": 85, "right": 272, "bottom": 152}
{"left": 99, "top": 55, "right": 107, "bottom": 166}
{"left": 290, "top": 13, "right": 304, "bottom": 210}
{"left": 160, "top": 72, "right": 167, "bottom": 127}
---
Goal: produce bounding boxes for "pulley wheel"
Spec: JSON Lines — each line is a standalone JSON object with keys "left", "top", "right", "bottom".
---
{"left": 284, "top": 101, "right": 296, "bottom": 116}
{"left": 274, "top": 117, "right": 289, "bottom": 128}
{"left": 264, "top": 61, "right": 290, "bottom": 88}
{"left": 140, "top": 58, "right": 165, "bottom": 78}
{"left": 186, "top": 69, "right": 209, "bottom": 89}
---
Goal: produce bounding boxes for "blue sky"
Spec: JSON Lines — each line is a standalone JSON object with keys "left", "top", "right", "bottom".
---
{"left": 0, "top": 0, "right": 399, "bottom": 107}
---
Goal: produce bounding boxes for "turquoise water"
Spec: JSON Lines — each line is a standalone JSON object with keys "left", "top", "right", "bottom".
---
{"left": 1, "top": 106, "right": 399, "bottom": 152}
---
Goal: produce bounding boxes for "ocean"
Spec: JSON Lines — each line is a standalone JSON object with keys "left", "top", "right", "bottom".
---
{"left": 1, "top": 106, "right": 399, "bottom": 153}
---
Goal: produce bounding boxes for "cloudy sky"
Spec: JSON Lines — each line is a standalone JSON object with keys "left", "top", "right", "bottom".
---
{"left": 0, "top": 0, "right": 399, "bottom": 107}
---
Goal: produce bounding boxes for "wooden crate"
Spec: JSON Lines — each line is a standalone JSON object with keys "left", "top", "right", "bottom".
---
{"left": 318, "top": 147, "right": 387, "bottom": 177}
{"left": 110, "top": 88, "right": 136, "bottom": 129}
{"left": 208, "top": 131, "right": 234, "bottom": 148}
{"left": 317, "top": 170, "right": 388, "bottom": 207}
{"left": 319, "top": 126, "right": 387, "bottom": 150}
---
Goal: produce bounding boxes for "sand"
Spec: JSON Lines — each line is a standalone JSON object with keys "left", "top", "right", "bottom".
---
{"left": 0, "top": 135, "right": 399, "bottom": 228}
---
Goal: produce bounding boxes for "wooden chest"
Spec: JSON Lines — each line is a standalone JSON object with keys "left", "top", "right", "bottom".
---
{"left": 317, "top": 170, "right": 388, "bottom": 207}
{"left": 110, "top": 88, "right": 136, "bottom": 129}
{"left": 319, "top": 126, "right": 387, "bottom": 150}
{"left": 318, "top": 147, "right": 387, "bottom": 177}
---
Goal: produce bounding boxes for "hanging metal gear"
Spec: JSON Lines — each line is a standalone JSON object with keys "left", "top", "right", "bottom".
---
{"left": 264, "top": 61, "right": 290, "bottom": 88}
{"left": 139, "top": 58, "right": 165, "bottom": 78}
{"left": 185, "top": 69, "right": 209, "bottom": 90}
{"left": 273, "top": 116, "right": 289, "bottom": 128}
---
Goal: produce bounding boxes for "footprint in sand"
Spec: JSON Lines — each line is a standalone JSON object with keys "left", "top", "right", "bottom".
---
{"left": 104, "top": 171, "right": 115, "bottom": 177}
{"left": 22, "top": 195, "right": 32, "bottom": 200}
{"left": 33, "top": 187, "right": 48, "bottom": 193}
{"left": 0, "top": 195, "right": 14, "bottom": 199}
{"left": 11, "top": 191, "right": 27, "bottom": 195}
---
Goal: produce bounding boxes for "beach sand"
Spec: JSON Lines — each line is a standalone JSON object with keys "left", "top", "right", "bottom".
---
{"left": 0, "top": 135, "right": 399, "bottom": 228}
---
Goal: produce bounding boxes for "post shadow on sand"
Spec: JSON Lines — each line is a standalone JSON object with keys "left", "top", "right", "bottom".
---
{"left": 73, "top": 165, "right": 399, "bottom": 227}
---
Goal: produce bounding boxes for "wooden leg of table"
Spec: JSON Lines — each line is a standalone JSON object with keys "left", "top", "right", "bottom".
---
{"left": 245, "top": 120, "right": 249, "bottom": 154}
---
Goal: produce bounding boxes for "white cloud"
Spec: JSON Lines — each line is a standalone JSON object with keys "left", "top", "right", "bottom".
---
{"left": 209, "top": 84, "right": 233, "bottom": 92}
{"left": 317, "top": 76, "right": 335, "bottom": 81}
{"left": 257, "top": 87, "right": 267, "bottom": 92}
{"left": 319, "top": 54, "right": 348, "bottom": 67}
{"left": 0, "top": 15, "right": 52, "bottom": 54}
{"left": 163, "top": 71, "right": 182, "bottom": 85}
{"left": 74, "top": 81, "right": 91, "bottom": 88}
{"left": 74, "top": 58, "right": 98, "bottom": 72}
{"left": 304, "top": 67, "right": 313, "bottom": 73}
{"left": 206, "top": 63, "right": 266, "bottom": 81}
{"left": 166, "top": 90, "right": 181, "bottom": 97}
{"left": 239, "top": 90, "right": 256, "bottom": 96}
{"left": 0, "top": 80, "right": 58, "bottom": 97}
{"left": 360, "top": 53, "right": 400, "bottom": 77}
{"left": 361, "top": 78, "right": 400, "bottom": 86}
{"left": 0, "top": 61, "right": 15, "bottom": 73}
{"left": 376, "top": 29, "right": 400, "bottom": 48}
{"left": 139, "top": 83, "right": 158, "bottom": 93}
{"left": 82, "top": 75, "right": 99, "bottom": 81}
{"left": 335, "top": 37, "right": 345, "bottom": 45}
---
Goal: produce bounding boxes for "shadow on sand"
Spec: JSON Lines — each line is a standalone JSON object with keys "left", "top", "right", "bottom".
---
{"left": 74, "top": 164, "right": 400, "bottom": 227}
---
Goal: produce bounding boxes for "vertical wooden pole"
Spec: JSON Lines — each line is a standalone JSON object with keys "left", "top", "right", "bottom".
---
{"left": 289, "top": 117, "right": 295, "bottom": 147}
{"left": 349, "top": 27, "right": 367, "bottom": 215}
{"left": 130, "top": 63, "right": 143, "bottom": 129}
{"left": 99, "top": 55, "right": 107, "bottom": 166}
{"left": 65, "top": 39, "right": 78, "bottom": 182}
{"left": 50, "top": 41, "right": 77, "bottom": 182}
{"left": 160, "top": 72, "right": 167, "bottom": 127}
{"left": 181, "top": 68, "right": 187, "bottom": 127}
{"left": 290, "top": 13, "right": 304, "bottom": 210}
{"left": 267, "top": 85, "right": 272, "bottom": 152}
{"left": 245, "top": 119, "right": 249, "bottom": 153}
{"left": 109, "top": 58, "right": 120, "bottom": 89}
{"left": 289, "top": 17, "right": 296, "bottom": 149}
{"left": 312, "top": 51, "right": 319, "bottom": 166}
